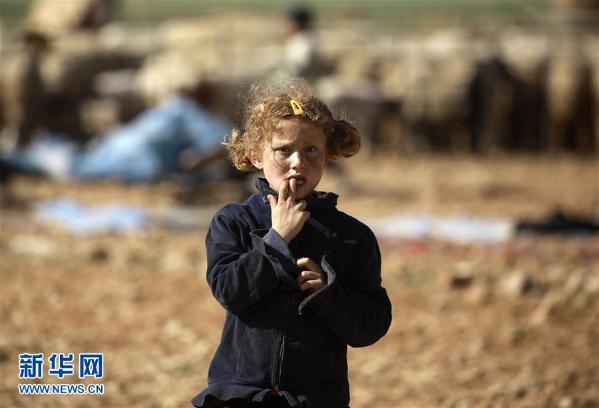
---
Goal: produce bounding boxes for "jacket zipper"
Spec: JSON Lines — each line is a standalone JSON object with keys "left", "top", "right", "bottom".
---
{"left": 272, "top": 233, "right": 299, "bottom": 394}
{"left": 272, "top": 289, "right": 293, "bottom": 394}
{"left": 271, "top": 333, "right": 286, "bottom": 393}
{"left": 275, "top": 335, "right": 286, "bottom": 393}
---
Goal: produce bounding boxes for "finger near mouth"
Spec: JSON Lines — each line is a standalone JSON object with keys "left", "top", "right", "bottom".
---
{"left": 286, "top": 176, "right": 306, "bottom": 186}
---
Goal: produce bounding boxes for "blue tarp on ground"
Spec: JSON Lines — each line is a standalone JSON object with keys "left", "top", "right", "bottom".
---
{"left": 368, "top": 214, "right": 513, "bottom": 244}
{"left": 1, "top": 96, "right": 231, "bottom": 182}
{"left": 35, "top": 199, "right": 149, "bottom": 235}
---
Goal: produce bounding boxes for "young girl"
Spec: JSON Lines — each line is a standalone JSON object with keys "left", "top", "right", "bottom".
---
{"left": 191, "top": 79, "right": 392, "bottom": 408}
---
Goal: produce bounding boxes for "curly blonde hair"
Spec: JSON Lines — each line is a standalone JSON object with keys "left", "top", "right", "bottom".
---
{"left": 225, "top": 78, "right": 361, "bottom": 171}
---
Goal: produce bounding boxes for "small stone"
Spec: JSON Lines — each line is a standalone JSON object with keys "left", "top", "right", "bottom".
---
{"left": 584, "top": 275, "right": 599, "bottom": 295}
{"left": 530, "top": 293, "right": 561, "bottom": 326}
{"left": 581, "top": 398, "right": 599, "bottom": 408}
{"left": 446, "top": 261, "right": 477, "bottom": 290}
{"left": 509, "top": 326, "right": 527, "bottom": 345}
{"left": 564, "top": 370, "right": 578, "bottom": 386}
{"left": 89, "top": 247, "right": 110, "bottom": 262}
{"left": 0, "top": 346, "right": 9, "bottom": 362}
{"left": 466, "top": 282, "right": 491, "bottom": 304}
{"left": 564, "top": 272, "right": 584, "bottom": 297}
{"left": 500, "top": 271, "right": 534, "bottom": 298}
{"left": 9, "top": 235, "right": 55, "bottom": 257}
{"left": 559, "top": 397, "right": 573, "bottom": 408}
{"left": 449, "top": 271, "right": 474, "bottom": 289}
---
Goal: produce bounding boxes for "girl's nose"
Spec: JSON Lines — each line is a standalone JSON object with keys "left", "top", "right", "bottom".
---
{"left": 290, "top": 151, "right": 305, "bottom": 169}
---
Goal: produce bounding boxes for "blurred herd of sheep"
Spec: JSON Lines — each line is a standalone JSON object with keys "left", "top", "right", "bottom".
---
{"left": 1, "top": 0, "right": 597, "bottom": 154}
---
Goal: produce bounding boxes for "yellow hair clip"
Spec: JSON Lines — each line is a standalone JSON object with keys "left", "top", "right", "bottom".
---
{"left": 290, "top": 99, "right": 304, "bottom": 115}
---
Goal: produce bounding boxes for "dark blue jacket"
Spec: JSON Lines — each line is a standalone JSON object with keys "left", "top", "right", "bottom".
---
{"left": 192, "top": 178, "right": 392, "bottom": 408}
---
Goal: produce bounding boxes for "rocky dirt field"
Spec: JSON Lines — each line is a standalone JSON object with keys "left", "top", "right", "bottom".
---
{"left": 1, "top": 155, "right": 598, "bottom": 407}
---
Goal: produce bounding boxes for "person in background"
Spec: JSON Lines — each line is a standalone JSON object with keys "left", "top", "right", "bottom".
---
{"left": 279, "top": 6, "right": 320, "bottom": 81}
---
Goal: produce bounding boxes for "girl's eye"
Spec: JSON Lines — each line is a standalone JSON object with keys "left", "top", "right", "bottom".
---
{"left": 305, "top": 146, "right": 318, "bottom": 153}
{"left": 275, "top": 147, "right": 292, "bottom": 156}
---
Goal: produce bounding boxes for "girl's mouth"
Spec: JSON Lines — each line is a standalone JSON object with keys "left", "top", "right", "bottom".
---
{"left": 286, "top": 175, "right": 306, "bottom": 186}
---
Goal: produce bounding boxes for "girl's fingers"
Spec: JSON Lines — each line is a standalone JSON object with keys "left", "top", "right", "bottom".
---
{"left": 278, "top": 179, "right": 289, "bottom": 204}
{"left": 296, "top": 257, "right": 320, "bottom": 273}
{"left": 296, "top": 270, "right": 321, "bottom": 285}
{"left": 300, "top": 279, "right": 325, "bottom": 292}
{"left": 295, "top": 200, "right": 307, "bottom": 210}
{"left": 288, "top": 178, "right": 296, "bottom": 202}
{"left": 296, "top": 257, "right": 310, "bottom": 270}
{"left": 267, "top": 194, "right": 276, "bottom": 209}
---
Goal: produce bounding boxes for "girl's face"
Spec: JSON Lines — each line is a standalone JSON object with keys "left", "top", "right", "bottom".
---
{"left": 251, "top": 119, "right": 327, "bottom": 200}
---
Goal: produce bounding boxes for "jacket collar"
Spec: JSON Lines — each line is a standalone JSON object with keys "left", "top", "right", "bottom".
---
{"left": 255, "top": 177, "right": 338, "bottom": 212}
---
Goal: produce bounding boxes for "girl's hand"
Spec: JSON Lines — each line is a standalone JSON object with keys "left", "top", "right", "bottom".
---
{"left": 268, "top": 178, "right": 310, "bottom": 245}
{"left": 296, "top": 257, "right": 326, "bottom": 293}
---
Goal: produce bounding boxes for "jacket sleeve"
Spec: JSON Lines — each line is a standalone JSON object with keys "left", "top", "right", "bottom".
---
{"left": 206, "top": 209, "right": 299, "bottom": 316}
{"left": 298, "top": 227, "right": 392, "bottom": 347}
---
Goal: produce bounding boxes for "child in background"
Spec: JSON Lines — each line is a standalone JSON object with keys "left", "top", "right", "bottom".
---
{"left": 275, "top": 6, "right": 331, "bottom": 82}
{"left": 281, "top": 6, "right": 317, "bottom": 79}
{"left": 191, "top": 79, "right": 392, "bottom": 408}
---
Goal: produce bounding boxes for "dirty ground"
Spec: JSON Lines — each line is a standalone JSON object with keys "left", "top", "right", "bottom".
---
{"left": 1, "top": 155, "right": 598, "bottom": 407}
